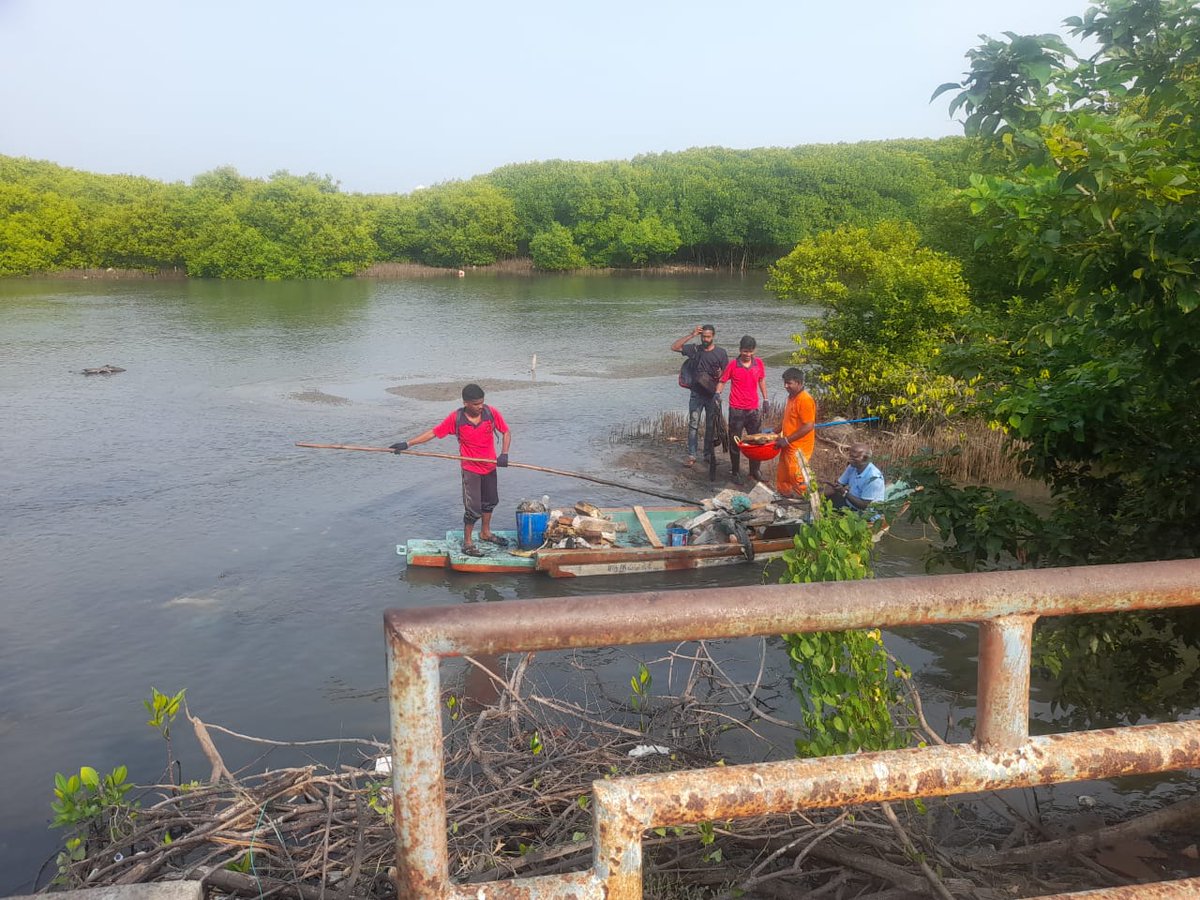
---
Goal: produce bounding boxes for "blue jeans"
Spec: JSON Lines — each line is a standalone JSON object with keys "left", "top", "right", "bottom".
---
{"left": 687, "top": 392, "right": 718, "bottom": 459}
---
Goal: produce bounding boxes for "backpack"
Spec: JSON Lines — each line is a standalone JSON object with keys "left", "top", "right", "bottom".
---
{"left": 680, "top": 354, "right": 718, "bottom": 395}
{"left": 452, "top": 404, "right": 496, "bottom": 431}
{"left": 678, "top": 356, "right": 696, "bottom": 390}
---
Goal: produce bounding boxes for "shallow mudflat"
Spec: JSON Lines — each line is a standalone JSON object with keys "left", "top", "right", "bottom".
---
{"left": 289, "top": 389, "right": 351, "bottom": 405}
{"left": 386, "top": 379, "right": 556, "bottom": 400}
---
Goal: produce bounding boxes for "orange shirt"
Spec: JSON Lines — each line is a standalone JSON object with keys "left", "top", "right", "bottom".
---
{"left": 782, "top": 389, "right": 816, "bottom": 460}
{"left": 776, "top": 389, "right": 816, "bottom": 498}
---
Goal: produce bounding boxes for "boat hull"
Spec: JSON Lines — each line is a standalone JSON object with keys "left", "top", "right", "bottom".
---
{"left": 533, "top": 537, "right": 794, "bottom": 578}
{"left": 398, "top": 507, "right": 797, "bottom": 578}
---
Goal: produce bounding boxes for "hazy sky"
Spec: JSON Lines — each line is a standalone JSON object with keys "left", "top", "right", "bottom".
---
{"left": 1, "top": 0, "right": 1088, "bottom": 195}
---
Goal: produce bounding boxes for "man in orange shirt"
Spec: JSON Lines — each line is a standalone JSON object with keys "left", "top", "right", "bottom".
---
{"left": 774, "top": 367, "right": 816, "bottom": 498}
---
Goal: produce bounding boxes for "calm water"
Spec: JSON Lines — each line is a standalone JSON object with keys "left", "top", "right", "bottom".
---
{"left": 0, "top": 274, "right": 964, "bottom": 891}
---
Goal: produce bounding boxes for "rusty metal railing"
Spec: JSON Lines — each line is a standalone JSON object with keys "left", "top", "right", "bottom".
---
{"left": 386, "top": 559, "right": 1200, "bottom": 899}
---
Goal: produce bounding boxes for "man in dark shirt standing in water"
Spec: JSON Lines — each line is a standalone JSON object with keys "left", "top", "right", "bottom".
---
{"left": 672, "top": 323, "right": 729, "bottom": 474}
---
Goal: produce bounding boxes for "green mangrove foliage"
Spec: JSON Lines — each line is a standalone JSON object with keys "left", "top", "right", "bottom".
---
{"left": 50, "top": 687, "right": 191, "bottom": 886}
{"left": 767, "top": 221, "right": 975, "bottom": 422}
{"left": 144, "top": 687, "right": 186, "bottom": 785}
{"left": 50, "top": 765, "right": 136, "bottom": 883}
{"left": 777, "top": 504, "right": 915, "bottom": 757}
{"left": 928, "top": 0, "right": 1200, "bottom": 564}
{"left": 892, "top": 0, "right": 1200, "bottom": 727}
{"left": 0, "top": 139, "right": 970, "bottom": 278}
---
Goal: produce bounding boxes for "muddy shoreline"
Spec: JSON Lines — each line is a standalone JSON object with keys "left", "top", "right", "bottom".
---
{"left": 28, "top": 259, "right": 753, "bottom": 281}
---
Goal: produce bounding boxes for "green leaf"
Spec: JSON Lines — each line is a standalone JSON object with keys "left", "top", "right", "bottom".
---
{"left": 930, "top": 82, "right": 962, "bottom": 102}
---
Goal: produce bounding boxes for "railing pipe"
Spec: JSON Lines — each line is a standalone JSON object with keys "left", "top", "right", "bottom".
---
{"left": 385, "top": 559, "right": 1200, "bottom": 899}
{"left": 388, "top": 561, "right": 1200, "bottom": 658}
{"left": 976, "top": 614, "right": 1036, "bottom": 750}
{"left": 388, "top": 635, "right": 450, "bottom": 898}
{"left": 591, "top": 719, "right": 1200, "bottom": 828}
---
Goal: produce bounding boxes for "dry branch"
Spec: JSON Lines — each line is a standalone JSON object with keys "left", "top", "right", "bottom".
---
{"left": 40, "top": 650, "right": 1187, "bottom": 898}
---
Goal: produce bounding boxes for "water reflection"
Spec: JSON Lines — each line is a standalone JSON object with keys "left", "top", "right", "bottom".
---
{"left": 174, "top": 279, "right": 373, "bottom": 329}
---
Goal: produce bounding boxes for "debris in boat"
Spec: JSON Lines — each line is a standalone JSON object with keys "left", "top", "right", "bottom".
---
{"left": 540, "top": 500, "right": 627, "bottom": 549}
{"left": 81, "top": 364, "right": 126, "bottom": 375}
{"left": 573, "top": 515, "right": 627, "bottom": 534}
{"left": 527, "top": 489, "right": 813, "bottom": 556}
{"left": 517, "top": 497, "right": 548, "bottom": 514}
{"left": 676, "top": 483, "right": 810, "bottom": 549}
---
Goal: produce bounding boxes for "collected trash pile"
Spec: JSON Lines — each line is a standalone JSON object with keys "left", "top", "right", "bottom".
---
{"left": 517, "top": 499, "right": 629, "bottom": 550}
{"left": 517, "top": 483, "right": 810, "bottom": 555}
{"left": 669, "top": 483, "right": 810, "bottom": 558}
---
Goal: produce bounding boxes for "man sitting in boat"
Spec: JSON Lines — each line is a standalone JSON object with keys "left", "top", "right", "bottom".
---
{"left": 390, "top": 383, "right": 512, "bottom": 558}
{"left": 824, "top": 443, "right": 886, "bottom": 518}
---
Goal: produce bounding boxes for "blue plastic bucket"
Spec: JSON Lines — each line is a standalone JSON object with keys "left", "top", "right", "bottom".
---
{"left": 516, "top": 511, "right": 550, "bottom": 549}
{"left": 666, "top": 526, "right": 688, "bottom": 547}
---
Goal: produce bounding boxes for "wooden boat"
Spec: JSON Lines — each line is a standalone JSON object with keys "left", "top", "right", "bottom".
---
{"left": 398, "top": 503, "right": 903, "bottom": 578}
{"left": 399, "top": 506, "right": 798, "bottom": 577}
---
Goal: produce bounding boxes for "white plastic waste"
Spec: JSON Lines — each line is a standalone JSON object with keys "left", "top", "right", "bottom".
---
{"left": 627, "top": 744, "right": 671, "bottom": 758}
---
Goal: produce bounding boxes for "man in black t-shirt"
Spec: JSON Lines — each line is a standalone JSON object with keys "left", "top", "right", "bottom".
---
{"left": 671, "top": 324, "right": 729, "bottom": 471}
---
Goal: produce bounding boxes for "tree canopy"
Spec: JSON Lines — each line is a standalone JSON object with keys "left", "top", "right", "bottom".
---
{"left": 929, "top": 0, "right": 1200, "bottom": 564}
{"left": 0, "top": 140, "right": 970, "bottom": 279}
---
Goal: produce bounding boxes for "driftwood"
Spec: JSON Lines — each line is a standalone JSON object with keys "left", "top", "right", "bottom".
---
{"left": 82, "top": 364, "right": 126, "bottom": 376}
{"left": 39, "top": 644, "right": 1194, "bottom": 898}
{"left": 962, "top": 792, "right": 1200, "bottom": 866}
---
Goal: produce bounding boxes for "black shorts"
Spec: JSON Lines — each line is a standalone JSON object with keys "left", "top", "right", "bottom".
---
{"left": 461, "top": 469, "right": 499, "bottom": 523}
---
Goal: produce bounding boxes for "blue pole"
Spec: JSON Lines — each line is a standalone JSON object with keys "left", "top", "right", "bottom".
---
{"left": 814, "top": 416, "right": 880, "bottom": 429}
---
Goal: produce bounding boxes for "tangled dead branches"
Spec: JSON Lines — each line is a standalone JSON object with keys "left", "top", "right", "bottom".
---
{"left": 41, "top": 642, "right": 1197, "bottom": 898}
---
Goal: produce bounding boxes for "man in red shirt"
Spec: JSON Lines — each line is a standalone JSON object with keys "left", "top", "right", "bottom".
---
{"left": 716, "top": 335, "right": 769, "bottom": 484}
{"left": 390, "top": 384, "right": 512, "bottom": 557}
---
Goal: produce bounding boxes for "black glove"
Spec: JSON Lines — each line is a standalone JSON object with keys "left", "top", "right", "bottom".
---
{"left": 496, "top": 452, "right": 509, "bottom": 467}
{"left": 389, "top": 441, "right": 408, "bottom": 454}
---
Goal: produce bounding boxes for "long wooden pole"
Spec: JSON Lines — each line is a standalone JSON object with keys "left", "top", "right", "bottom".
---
{"left": 295, "top": 442, "right": 704, "bottom": 506}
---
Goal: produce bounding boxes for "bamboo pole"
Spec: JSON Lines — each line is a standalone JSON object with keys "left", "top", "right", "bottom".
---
{"left": 295, "top": 443, "right": 704, "bottom": 506}
{"left": 795, "top": 450, "right": 822, "bottom": 521}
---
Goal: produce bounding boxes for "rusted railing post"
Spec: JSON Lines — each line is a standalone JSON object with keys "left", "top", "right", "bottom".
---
{"left": 592, "top": 780, "right": 651, "bottom": 900}
{"left": 387, "top": 632, "right": 450, "bottom": 898}
{"left": 976, "top": 614, "right": 1035, "bottom": 751}
{"left": 385, "top": 560, "right": 1200, "bottom": 899}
